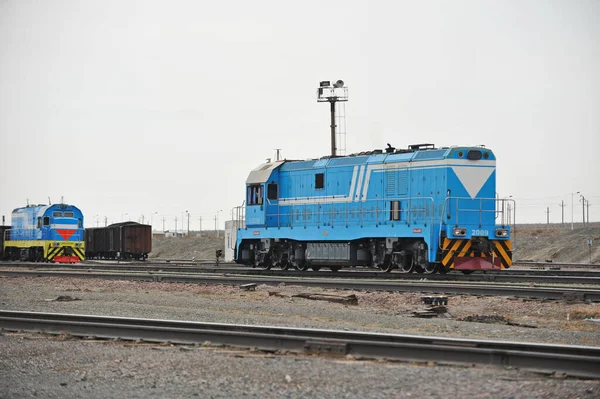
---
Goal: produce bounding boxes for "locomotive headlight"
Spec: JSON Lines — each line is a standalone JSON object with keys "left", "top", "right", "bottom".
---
{"left": 453, "top": 227, "right": 467, "bottom": 236}
{"left": 52, "top": 242, "right": 60, "bottom": 247}
{"left": 495, "top": 228, "right": 509, "bottom": 237}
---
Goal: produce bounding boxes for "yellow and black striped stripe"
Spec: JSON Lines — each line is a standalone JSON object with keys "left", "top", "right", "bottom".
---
{"left": 47, "top": 246, "right": 62, "bottom": 260}
{"left": 72, "top": 247, "right": 85, "bottom": 260}
{"left": 46, "top": 243, "right": 85, "bottom": 261}
{"left": 441, "top": 238, "right": 512, "bottom": 269}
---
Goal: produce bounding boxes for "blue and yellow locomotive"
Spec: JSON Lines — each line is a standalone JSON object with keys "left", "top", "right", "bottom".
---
{"left": 2, "top": 203, "right": 85, "bottom": 263}
{"left": 234, "top": 143, "right": 513, "bottom": 273}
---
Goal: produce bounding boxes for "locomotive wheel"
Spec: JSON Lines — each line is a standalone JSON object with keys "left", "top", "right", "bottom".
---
{"left": 259, "top": 262, "right": 271, "bottom": 270}
{"left": 279, "top": 254, "right": 290, "bottom": 270}
{"left": 397, "top": 262, "right": 414, "bottom": 273}
{"left": 295, "top": 260, "right": 309, "bottom": 271}
{"left": 257, "top": 254, "right": 272, "bottom": 270}
{"left": 379, "top": 255, "right": 394, "bottom": 273}
{"left": 280, "top": 260, "right": 290, "bottom": 270}
{"left": 260, "top": 258, "right": 273, "bottom": 270}
{"left": 329, "top": 266, "right": 341, "bottom": 272}
{"left": 416, "top": 262, "right": 437, "bottom": 274}
{"left": 311, "top": 266, "right": 321, "bottom": 272}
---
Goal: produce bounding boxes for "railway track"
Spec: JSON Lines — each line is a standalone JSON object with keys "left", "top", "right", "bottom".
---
{"left": 2, "top": 262, "right": 600, "bottom": 285}
{"left": 2, "top": 269, "right": 600, "bottom": 301}
{"left": 1, "top": 310, "right": 598, "bottom": 379}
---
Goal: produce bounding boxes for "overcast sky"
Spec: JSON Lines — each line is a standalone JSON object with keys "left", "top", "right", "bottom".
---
{"left": 1, "top": 0, "right": 598, "bottom": 230}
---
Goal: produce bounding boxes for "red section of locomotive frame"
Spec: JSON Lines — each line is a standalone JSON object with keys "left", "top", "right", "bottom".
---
{"left": 453, "top": 256, "right": 502, "bottom": 270}
{"left": 56, "top": 229, "right": 76, "bottom": 240}
{"left": 53, "top": 256, "right": 81, "bottom": 263}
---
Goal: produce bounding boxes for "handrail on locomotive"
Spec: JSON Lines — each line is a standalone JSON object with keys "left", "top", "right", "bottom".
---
{"left": 231, "top": 196, "right": 515, "bottom": 251}
{"left": 439, "top": 196, "right": 516, "bottom": 250}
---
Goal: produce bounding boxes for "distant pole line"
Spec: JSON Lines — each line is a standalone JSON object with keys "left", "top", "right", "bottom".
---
{"left": 587, "top": 200, "right": 590, "bottom": 225}
{"left": 581, "top": 194, "right": 586, "bottom": 227}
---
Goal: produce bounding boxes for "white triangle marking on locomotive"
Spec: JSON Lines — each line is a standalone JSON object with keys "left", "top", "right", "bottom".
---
{"left": 451, "top": 166, "right": 495, "bottom": 199}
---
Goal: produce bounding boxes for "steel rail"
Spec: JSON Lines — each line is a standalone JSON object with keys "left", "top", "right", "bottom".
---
{"left": 5, "top": 259, "right": 593, "bottom": 269}
{"left": 2, "top": 263, "right": 600, "bottom": 285}
{"left": 149, "top": 260, "right": 600, "bottom": 268}
{"left": 2, "top": 269, "right": 600, "bottom": 301}
{"left": 514, "top": 261, "right": 599, "bottom": 269}
{"left": 0, "top": 310, "right": 598, "bottom": 379}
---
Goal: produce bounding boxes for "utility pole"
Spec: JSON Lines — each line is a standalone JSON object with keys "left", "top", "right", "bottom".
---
{"left": 215, "top": 210, "right": 222, "bottom": 238}
{"left": 199, "top": 217, "right": 202, "bottom": 236}
{"left": 141, "top": 214, "right": 145, "bottom": 224}
{"left": 104, "top": 216, "right": 107, "bottom": 227}
{"left": 586, "top": 200, "right": 590, "bottom": 225}
{"left": 546, "top": 207, "right": 550, "bottom": 226}
{"left": 580, "top": 194, "right": 586, "bottom": 227}
{"left": 186, "top": 211, "right": 190, "bottom": 235}
{"left": 559, "top": 200, "right": 565, "bottom": 226}
{"left": 506, "top": 203, "right": 512, "bottom": 225}
{"left": 572, "top": 191, "right": 580, "bottom": 230}
{"left": 162, "top": 217, "right": 166, "bottom": 232}
{"left": 175, "top": 217, "right": 178, "bottom": 235}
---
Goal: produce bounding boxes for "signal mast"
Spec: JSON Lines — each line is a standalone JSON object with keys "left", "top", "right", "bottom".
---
{"left": 316, "top": 80, "right": 348, "bottom": 157}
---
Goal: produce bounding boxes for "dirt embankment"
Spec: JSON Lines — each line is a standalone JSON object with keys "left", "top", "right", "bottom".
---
{"left": 514, "top": 224, "right": 600, "bottom": 263}
{"left": 150, "top": 235, "right": 224, "bottom": 260}
{"left": 149, "top": 224, "right": 600, "bottom": 263}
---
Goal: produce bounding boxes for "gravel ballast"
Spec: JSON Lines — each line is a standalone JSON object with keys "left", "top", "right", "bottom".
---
{"left": 1, "top": 275, "right": 600, "bottom": 397}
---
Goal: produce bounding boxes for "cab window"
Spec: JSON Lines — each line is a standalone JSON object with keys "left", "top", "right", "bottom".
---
{"left": 43, "top": 217, "right": 50, "bottom": 226}
{"left": 37, "top": 217, "right": 42, "bottom": 228}
{"left": 53, "top": 211, "right": 63, "bottom": 217}
{"left": 247, "top": 184, "right": 263, "bottom": 205}
{"left": 315, "top": 173, "right": 324, "bottom": 189}
{"left": 64, "top": 212, "right": 74, "bottom": 217}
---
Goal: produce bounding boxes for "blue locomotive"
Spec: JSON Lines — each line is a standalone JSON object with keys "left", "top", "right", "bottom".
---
{"left": 234, "top": 143, "right": 513, "bottom": 273}
{"left": 2, "top": 203, "right": 85, "bottom": 263}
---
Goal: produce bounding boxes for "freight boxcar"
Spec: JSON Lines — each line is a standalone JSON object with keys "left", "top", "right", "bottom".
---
{"left": 85, "top": 222, "right": 151, "bottom": 260}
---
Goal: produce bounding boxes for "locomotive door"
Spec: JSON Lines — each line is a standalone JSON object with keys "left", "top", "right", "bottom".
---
{"left": 265, "top": 182, "right": 280, "bottom": 227}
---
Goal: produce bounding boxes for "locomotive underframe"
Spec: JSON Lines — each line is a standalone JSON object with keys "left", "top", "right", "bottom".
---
{"left": 237, "top": 235, "right": 511, "bottom": 274}
{"left": 237, "top": 237, "right": 439, "bottom": 274}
